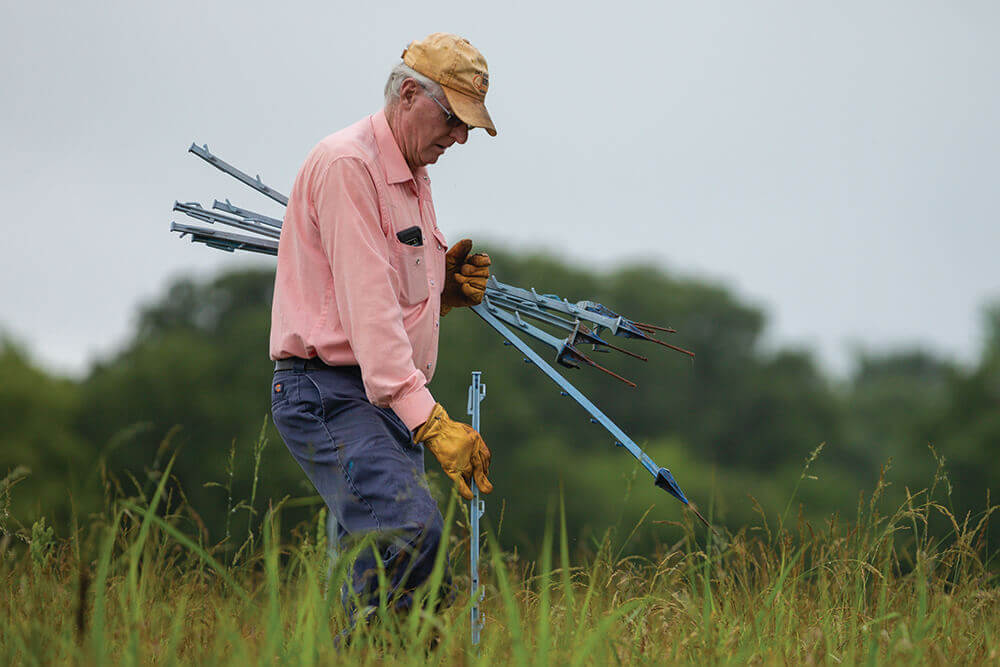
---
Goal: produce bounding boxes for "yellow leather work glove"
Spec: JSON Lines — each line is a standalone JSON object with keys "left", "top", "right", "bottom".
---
{"left": 413, "top": 403, "right": 493, "bottom": 501}
{"left": 441, "top": 239, "right": 491, "bottom": 316}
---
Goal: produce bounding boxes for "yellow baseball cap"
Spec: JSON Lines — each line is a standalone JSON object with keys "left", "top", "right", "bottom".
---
{"left": 402, "top": 33, "right": 497, "bottom": 137}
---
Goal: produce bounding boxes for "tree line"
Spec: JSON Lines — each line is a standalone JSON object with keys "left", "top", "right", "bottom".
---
{"left": 2, "top": 249, "right": 997, "bottom": 554}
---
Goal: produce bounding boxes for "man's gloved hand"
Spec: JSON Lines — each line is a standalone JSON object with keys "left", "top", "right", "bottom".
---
{"left": 441, "top": 239, "right": 491, "bottom": 315}
{"left": 413, "top": 403, "right": 493, "bottom": 501}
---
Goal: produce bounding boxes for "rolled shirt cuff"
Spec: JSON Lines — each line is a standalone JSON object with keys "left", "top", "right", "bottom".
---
{"left": 391, "top": 387, "right": 437, "bottom": 432}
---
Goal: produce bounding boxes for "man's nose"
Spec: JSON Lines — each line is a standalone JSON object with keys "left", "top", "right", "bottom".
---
{"left": 450, "top": 124, "right": 469, "bottom": 144}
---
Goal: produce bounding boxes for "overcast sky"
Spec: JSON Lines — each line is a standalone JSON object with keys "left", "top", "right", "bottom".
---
{"left": 2, "top": 1, "right": 997, "bottom": 377}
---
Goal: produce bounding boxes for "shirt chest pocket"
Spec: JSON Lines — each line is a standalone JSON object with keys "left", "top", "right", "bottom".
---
{"left": 390, "top": 241, "right": 430, "bottom": 306}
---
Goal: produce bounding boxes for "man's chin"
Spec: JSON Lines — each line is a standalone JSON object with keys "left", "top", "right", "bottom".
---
{"left": 432, "top": 144, "right": 449, "bottom": 159}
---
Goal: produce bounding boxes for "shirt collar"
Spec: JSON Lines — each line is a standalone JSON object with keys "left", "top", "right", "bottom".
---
{"left": 372, "top": 109, "right": 417, "bottom": 185}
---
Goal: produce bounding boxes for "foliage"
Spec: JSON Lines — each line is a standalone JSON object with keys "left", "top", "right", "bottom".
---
{"left": 29, "top": 516, "right": 54, "bottom": 571}
{"left": 0, "top": 340, "right": 93, "bottom": 531}
{"left": 0, "top": 250, "right": 998, "bottom": 555}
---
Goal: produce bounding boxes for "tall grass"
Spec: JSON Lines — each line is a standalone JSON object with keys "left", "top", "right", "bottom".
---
{"left": 1, "top": 441, "right": 997, "bottom": 665}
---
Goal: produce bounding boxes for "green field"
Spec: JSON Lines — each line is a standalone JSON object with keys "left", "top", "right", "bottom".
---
{"left": 3, "top": 448, "right": 997, "bottom": 666}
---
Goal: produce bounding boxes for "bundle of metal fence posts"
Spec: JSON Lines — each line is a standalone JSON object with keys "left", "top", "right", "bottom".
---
{"left": 169, "top": 142, "right": 709, "bottom": 644}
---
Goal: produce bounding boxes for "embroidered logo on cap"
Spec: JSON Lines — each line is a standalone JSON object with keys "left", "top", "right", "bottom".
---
{"left": 472, "top": 72, "right": 488, "bottom": 94}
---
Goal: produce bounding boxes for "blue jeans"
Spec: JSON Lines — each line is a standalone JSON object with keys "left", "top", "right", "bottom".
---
{"left": 270, "top": 362, "right": 451, "bottom": 612}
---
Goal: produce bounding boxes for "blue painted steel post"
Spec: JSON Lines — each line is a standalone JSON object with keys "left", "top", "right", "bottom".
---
{"left": 466, "top": 371, "right": 486, "bottom": 646}
{"left": 470, "top": 303, "right": 691, "bottom": 505}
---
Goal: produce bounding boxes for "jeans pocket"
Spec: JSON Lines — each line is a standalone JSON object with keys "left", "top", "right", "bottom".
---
{"left": 299, "top": 373, "right": 326, "bottom": 420}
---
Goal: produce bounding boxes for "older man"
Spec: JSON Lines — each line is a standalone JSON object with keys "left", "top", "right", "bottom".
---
{"left": 269, "top": 33, "right": 496, "bottom": 613}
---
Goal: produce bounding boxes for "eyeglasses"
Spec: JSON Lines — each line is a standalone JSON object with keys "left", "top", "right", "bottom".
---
{"left": 418, "top": 82, "right": 473, "bottom": 131}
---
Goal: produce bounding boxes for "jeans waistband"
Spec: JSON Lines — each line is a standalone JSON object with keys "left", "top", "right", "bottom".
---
{"left": 273, "top": 357, "right": 356, "bottom": 373}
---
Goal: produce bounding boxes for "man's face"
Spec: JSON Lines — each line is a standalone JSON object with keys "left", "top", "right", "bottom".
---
{"left": 396, "top": 79, "right": 469, "bottom": 170}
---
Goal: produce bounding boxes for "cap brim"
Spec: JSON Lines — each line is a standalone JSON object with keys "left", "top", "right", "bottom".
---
{"left": 441, "top": 86, "right": 497, "bottom": 137}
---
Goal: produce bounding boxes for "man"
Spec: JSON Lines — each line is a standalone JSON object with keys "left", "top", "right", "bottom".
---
{"left": 269, "top": 33, "right": 496, "bottom": 615}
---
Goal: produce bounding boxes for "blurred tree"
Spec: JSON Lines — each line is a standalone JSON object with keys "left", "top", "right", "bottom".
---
{"left": 0, "top": 338, "right": 93, "bottom": 529}
{"left": 844, "top": 351, "right": 954, "bottom": 461}
{"left": 930, "top": 302, "right": 1000, "bottom": 517}
{"left": 1, "top": 254, "right": 993, "bottom": 556}
{"left": 74, "top": 269, "right": 306, "bottom": 540}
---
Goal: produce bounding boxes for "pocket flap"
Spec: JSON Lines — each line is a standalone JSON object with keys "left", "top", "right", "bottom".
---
{"left": 431, "top": 227, "right": 448, "bottom": 251}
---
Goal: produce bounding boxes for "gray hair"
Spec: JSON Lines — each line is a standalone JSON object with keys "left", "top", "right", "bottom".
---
{"left": 384, "top": 62, "right": 444, "bottom": 106}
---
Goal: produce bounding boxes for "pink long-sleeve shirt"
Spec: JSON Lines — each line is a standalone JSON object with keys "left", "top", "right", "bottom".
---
{"left": 269, "top": 110, "right": 446, "bottom": 430}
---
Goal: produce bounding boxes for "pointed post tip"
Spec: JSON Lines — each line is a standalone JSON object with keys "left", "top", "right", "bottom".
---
{"left": 654, "top": 468, "right": 689, "bottom": 505}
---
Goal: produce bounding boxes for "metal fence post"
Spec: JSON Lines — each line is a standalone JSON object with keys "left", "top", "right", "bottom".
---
{"left": 466, "top": 371, "right": 487, "bottom": 646}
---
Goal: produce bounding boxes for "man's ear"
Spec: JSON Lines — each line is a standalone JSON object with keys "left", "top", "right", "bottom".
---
{"left": 398, "top": 78, "right": 421, "bottom": 110}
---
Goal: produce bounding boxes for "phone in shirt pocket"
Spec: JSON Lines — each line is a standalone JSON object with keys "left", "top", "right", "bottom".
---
{"left": 390, "top": 225, "right": 430, "bottom": 305}
{"left": 396, "top": 226, "right": 423, "bottom": 246}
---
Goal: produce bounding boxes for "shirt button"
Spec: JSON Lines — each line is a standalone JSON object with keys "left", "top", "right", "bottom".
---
{"left": 426, "top": 363, "right": 432, "bottom": 370}
{"left": 429, "top": 279, "right": 435, "bottom": 286}
{"left": 416, "top": 258, "right": 421, "bottom": 265}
